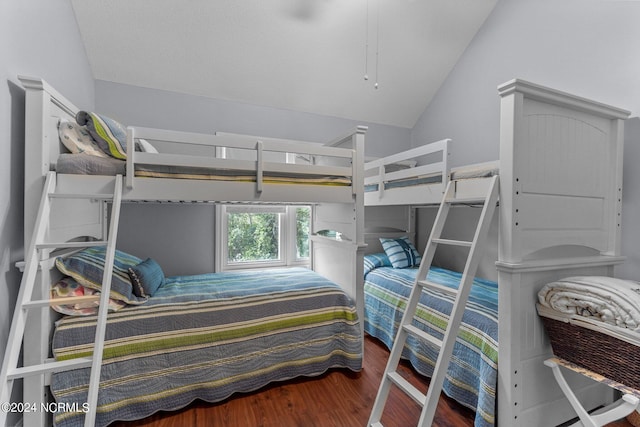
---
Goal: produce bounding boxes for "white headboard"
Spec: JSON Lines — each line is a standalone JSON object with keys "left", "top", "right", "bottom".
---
{"left": 498, "top": 79, "right": 630, "bottom": 263}
{"left": 19, "top": 76, "right": 103, "bottom": 248}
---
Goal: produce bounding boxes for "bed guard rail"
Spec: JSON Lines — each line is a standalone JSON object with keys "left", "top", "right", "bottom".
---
{"left": 125, "top": 126, "right": 364, "bottom": 194}
{"left": 364, "top": 138, "right": 450, "bottom": 199}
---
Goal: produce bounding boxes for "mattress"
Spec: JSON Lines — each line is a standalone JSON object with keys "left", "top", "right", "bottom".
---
{"left": 363, "top": 254, "right": 498, "bottom": 427}
{"left": 50, "top": 267, "right": 362, "bottom": 427}
{"left": 55, "top": 153, "right": 351, "bottom": 186}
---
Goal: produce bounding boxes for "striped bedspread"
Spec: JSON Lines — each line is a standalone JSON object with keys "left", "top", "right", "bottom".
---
{"left": 364, "top": 254, "right": 498, "bottom": 427}
{"left": 51, "top": 267, "right": 362, "bottom": 427}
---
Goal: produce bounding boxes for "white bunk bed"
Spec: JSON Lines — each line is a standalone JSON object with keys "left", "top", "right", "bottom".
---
{"left": 362, "top": 79, "right": 631, "bottom": 426}
{"left": 16, "top": 76, "right": 367, "bottom": 427}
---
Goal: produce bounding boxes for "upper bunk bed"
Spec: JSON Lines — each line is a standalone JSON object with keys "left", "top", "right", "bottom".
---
{"left": 19, "top": 74, "right": 366, "bottom": 300}
{"left": 363, "top": 136, "right": 498, "bottom": 207}
{"left": 21, "top": 76, "right": 365, "bottom": 206}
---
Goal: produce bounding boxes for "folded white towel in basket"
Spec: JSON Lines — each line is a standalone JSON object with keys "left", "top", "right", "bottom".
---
{"left": 538, "top": 276, "right": 640, "bottom": 331}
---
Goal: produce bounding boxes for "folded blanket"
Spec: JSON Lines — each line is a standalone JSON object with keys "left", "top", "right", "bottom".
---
{"left": 538, "top": 276, "right": 640, "bottom": 331}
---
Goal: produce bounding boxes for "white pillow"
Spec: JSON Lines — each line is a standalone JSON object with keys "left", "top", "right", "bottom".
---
{"left": 136, "top": 138, "right": 159, "bottom": 153}
{"left": 58, "top": 119, "right": 109, "bottom": 158}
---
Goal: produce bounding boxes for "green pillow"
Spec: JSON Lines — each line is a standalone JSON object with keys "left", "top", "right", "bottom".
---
{"left": 76, "top": 111, "right": 127, "bottom": 159}
{"left": 55, "top": 246, "right": 147, "bottom": 305}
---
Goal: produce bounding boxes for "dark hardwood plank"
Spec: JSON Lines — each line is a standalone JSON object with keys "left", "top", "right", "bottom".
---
{"left": 111, "top": 336, "right": 474, "bottom": 427}
{"left": 111, "top": 335, "right": 633, "bottom": 427}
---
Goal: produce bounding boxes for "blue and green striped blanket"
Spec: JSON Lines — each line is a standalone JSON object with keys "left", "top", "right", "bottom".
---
{"left": 51, "top": 267, "right": 362, "bottom": 426}
{"left": 364, "top": 253, "right": 498, "bottom": 427}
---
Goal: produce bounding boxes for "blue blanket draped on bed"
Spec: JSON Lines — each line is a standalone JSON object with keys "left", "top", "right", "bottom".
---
{"left": 364, "top": 253, "right": 498, "bottom": 427}
{"left": 51, "top": 267, "right": 362, "bottom": 427}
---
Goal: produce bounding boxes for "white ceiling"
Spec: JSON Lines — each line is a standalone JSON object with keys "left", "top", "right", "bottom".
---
{"left": 71, "top": 0, "right": 497, "bottom": 129}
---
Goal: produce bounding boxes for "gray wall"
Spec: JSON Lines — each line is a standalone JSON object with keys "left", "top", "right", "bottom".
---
{"left": 95, "top": 80, "right": 412, "bottom": 275}
{"left": 95, "top": 80, "right": 412, "bottom": 158}
{"left": 412, "top": 0, "right": 640, "bottom": 281}
{"left": 1, "top": 1, "right": 94, "bottom": 423}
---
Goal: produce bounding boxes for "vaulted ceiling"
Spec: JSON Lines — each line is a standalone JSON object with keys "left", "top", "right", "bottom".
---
{"left": 71, "top": 0, "right": 497, "bottom": 128}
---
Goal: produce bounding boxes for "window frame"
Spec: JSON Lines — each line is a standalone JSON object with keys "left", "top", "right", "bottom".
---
{"left": 215, "top": 204, "right": 311, "bottom": 271}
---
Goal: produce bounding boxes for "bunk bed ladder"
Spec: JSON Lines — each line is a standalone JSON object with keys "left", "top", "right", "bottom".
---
{"left": 368, "top": 174, "right": 499, "bottom": 427}
{"left": 0, "top": 171, "right": 123, "bottom": 427}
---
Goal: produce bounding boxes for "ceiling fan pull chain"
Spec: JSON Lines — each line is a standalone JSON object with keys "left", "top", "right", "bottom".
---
{"left": 374, "top": 0, "right": 380, "bottom": 89}
{"left": 364, "top": 0, "right": 380, "bottom": 89}
{"left": 364, "top": 0, "right": 370, "bottom": 81}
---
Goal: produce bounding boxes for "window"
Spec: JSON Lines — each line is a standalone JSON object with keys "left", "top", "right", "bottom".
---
{"left": 217, "top": 205, "right": 311, "bottom": 270}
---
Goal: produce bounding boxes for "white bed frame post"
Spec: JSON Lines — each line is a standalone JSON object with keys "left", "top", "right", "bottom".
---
{"left": 18, "top": 77, "right": 110, "bottom": 427}
{"left": 354, "top": 126, "right": 367, "bottom": 344}
{"left": 19, "top": 78, "right": 67, "bottom": 427}
{"left": 496, "top": 79, "right": 630, "bottom": 426}
{"left": 310, "top": 126, "right": 367, "bottom": 349}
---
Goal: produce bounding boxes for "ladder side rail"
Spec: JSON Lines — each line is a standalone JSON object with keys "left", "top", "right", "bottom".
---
{"left": 0, "top": 172, "right": 56, "bottom": 424}
{"left": 83, "top": 175, "right": 123, "bottom": 427}
{"left": 367, "top": 181, "right": 456, "bottom": 426}
{"left": 418, "top": 175, "right": 499, "bottom": 426}
{"left": 414, "top": 180, "right": 456, "bottom": 282}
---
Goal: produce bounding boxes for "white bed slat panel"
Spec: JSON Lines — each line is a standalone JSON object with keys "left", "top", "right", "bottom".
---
{"left": 521, "top": 102, "right": 609, "bottom": 198}
{"left": 363, "top": 162, "right": 443, "bottom": 185}
{"left": 133, "top": 152, "right": 352, "bottom": 178}
{"left": 313, "top": 202, "right": 358, "bottom": 242}
{"left": 363, "top": 205, "right": 412, "bottom": 233}
{"left": 364, "top": 183, "right": 445, "bottom": 206}
{"left": 215, "top": 131, "right": 356, "bottom": 158}
{"left": 49, "top": 198, "right": 104, "bottom": 243}
{"left": 364, "top": 139, "right": 449, "bottom": 170}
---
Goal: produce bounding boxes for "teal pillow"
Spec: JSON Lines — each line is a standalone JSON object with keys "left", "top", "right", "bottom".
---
{"left": 76, "top": 111, "right": 127, "bottom": 160}
{"left": 379, "top": 237, "right": 422, "bottom": 269}
{"left": 55, "top": 246, "right": 147, "bottom": 304}
{"left": 128, "top": 258, "right": 165, "bottom": 298}
{"left": 364, "top": 253, "right": 392, "bottom": 276}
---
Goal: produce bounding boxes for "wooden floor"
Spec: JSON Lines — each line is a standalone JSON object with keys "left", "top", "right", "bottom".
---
{"left": 112, "top": 335, "right": 475, "bottom": 427}
{"left": 112, "top": 335, "right": 634, "bottom": 427}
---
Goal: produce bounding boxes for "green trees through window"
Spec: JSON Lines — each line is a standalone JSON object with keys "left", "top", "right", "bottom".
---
{"left": 227, "top": 212, "right": 280, "bottom": 262}
{"left": 226, "top": 206, "right": 310, "bottom": 265}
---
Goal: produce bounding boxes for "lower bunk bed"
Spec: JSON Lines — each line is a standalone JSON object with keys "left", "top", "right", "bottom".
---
{"left": 363, "top": 252, "right": 498, "bottom": 427}
{"left": 49, "top": 247, "right": 362, "bottom": 427}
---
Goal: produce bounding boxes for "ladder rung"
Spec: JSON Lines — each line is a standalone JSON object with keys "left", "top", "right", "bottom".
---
{"left": 387, "top": 372, "right": 426, "bottom": 406}
{"left": 445, "top": 196, "right": 487, "bottom": 204}
{"left": 417, "top": 279, "right": 458, "bottom": 297}
{"left": 23, "top": 295, "right": 101, "bottom": 309}
{"left": 7, "top": 357, "right": 93, "bottom": 379}
{"left": 49, "top": 193, "right": 113, "bottom": 200}
{"left": 403, "top": 324, "right": 443, "bottom": 349}
{"left": 367, "top": 175, "right": 499, "bottom": 427}
{"left": 432, "top": 238, "right": 472, "bottom": 247}
{"left": 36, "top": 240, "right": 108, "bottom": 250}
